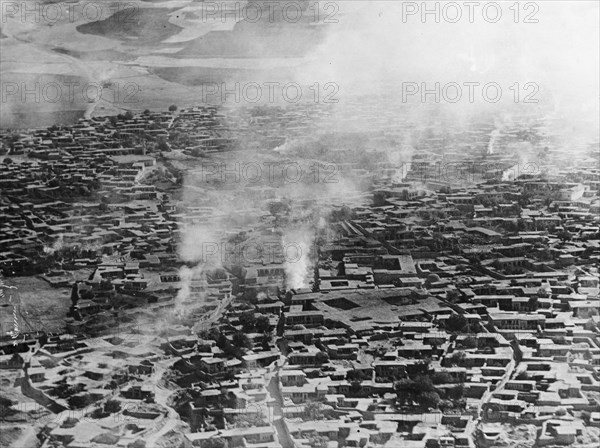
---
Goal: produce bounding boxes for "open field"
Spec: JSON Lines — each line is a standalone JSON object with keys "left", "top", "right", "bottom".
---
{"left": 0, "top": 0, "right": 332, "bottom": 128}
{"left": 3, "top": 276, "right": 77, "bottom": 334}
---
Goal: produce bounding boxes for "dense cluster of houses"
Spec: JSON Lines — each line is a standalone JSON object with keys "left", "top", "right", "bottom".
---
{"left": 166, "top": 152, "right": 597, "bottom": 448}
{"left": 0, "top": 103, "right": 598, "bottom": 448}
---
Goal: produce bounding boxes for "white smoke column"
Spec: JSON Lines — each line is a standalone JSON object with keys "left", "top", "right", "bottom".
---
{"left": 487, "top": 127, "right": 501, "bottom": 155}
{"left": 501, "top": 169, "right": 512, "bottom": 183}
{"left": 174, "top": 264, "right": 204, "bottom": 318}
{"left": 43, "top": 234, "right": 64, "bottom": 255}
{"left": 317, "top": 217, "right": 327, "bottom": 231}
{"left": 272, "top": 139, "right": 296, "bottom": 154}
{"left": 282, "top": 226, "right": 314, "bottom": 290}
{"left": 179, "top": 223, "right": 222, "bottom": 265}
{"left": 175, "top": 223, "right": 223, "bottom": 319}
{"left": 511, "top": 141, "right": 540, "bottom": 179}
{"left": 387, "top": 143, "right": 416, "bottom": 182}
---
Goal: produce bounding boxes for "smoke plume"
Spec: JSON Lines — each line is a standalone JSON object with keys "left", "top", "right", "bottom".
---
{"left": 282, "top": 225, "right": 314, "bottom": 290}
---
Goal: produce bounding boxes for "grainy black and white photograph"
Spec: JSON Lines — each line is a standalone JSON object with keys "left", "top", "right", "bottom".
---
{"left": 0, "top": 1, "right": 599, "bottom": 447}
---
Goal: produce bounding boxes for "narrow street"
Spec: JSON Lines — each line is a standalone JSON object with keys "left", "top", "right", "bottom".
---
{"left": 266, "top": 359, "right": 294, "bottom": 448}
{"left": 470, "top": 352, "right": 518, "bottom": 448}
{"left": 145, "top": 357, "right": 182, "bottom": 448}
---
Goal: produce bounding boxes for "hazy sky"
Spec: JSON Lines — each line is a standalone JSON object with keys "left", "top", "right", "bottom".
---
{"left": 300, "top": 1, "right": 599, "bottom": 110}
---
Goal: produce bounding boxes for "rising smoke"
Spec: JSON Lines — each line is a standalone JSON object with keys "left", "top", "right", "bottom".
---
{"left": 173, "top": 0, "right": 599, "bottom": 312}
{"left": 281, "top": 225, "right": 313, "bottom": 290}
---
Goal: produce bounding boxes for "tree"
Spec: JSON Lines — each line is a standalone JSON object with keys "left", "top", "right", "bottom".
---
{"left": 255, "top": 315, "right": 271, "bottom": 333}
{"left": 420, "top": 391, "right": 441, "bottom": 409}
{"left": 461, "top": 336, "right": 478, "bottom": 349}
{"left": 104, "top": 399, "right": 121, "bottom": 413}
{"left": 307, "top": 433, "right": 328, "bottom": 448}
{"left": 515, "top": 371, "right": 530, "bottom": 381}
{"left": 90, "top": 407, "right": 107, "bottom": 419}
{"left": 2, "top": 157, "right": 13, "bottom": 164}
{"left": 446, "top": 289, "right": 461, "bottom": 303}
{"left": 396, "top": 377, "right": 439, "bottom": 409}
{"left": 203, "top": 438, "right": 226, "bottom": 448}
{"left": 239, "top": 311, "right": 257, "bottom": 332}
{"left": 70, "top": 282, "right": 80, "bottom": 306}
{"left": 414, "top": 375, "right": 435, "bottom": 393}
{"left": 409, "top": 358, "right": 431, "bottom": 375}
{"left": 124, "top": 111, "right": 134, "bottom": 120}
{"left": 449, "top": 351, "right": 467, "bottom": 366}
{"left": 431, "top": 372, "right": 453, "bottom": 384}
{"left": 395, "top": 378, "right": 418, "bottom": 404}
{"left": 68, "top": 394, "right": 94, "bottom": 409}
{"left": 535, "top": 286, "right": 550, "bottom": 298}
{"left": 233, "top": 413, "right": 266, "bottom": 428}
{"left": 347, "top": 369, "right": 370, "bottom": 382}
{"left": 349, "top": 380, "right": 362, "bottom": 394}
{"left": 168, "top": 104, "right": 178, "bottom": 112}
{"left": 232, "top": 332, "right": 251, "bottom": 349}
{"left": 276, "top": 315, "right": 285, "bottom": 336}
{"left": 304, "top": 401, "right": 323, "bottom": 421}
{"left": 216, "top": 333, "right": 229, "bottom": 351}
{"left": 260, "top": 333, "right": 271, "bottom": 351}
{"left": 425, "top": 439, "right": 440, "bottom": 448}
{"left": 445, "top": 314, "right": 471, "bottom": 333}
{"left": 157, "top": 139, "right": 170, "bottom": 152}
{"left": 448, "top": 384, "right": 464, "bottom": 400}
{"left": 315, "top": 351, "right": 329, "bottom": 365}
{"left": 557, "top": 229, "right": 572, "bottom": 241}
{"left": 439, "top": 399, "right": 454, "bottom": 412}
